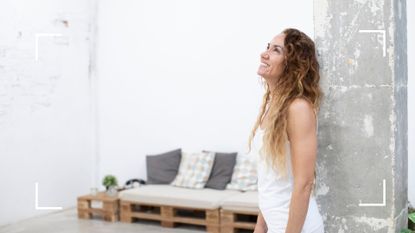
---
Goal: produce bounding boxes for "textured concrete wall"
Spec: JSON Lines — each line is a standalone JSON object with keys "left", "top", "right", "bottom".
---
{"left": 313, "top": 0, "right": 408, "bottom": 232}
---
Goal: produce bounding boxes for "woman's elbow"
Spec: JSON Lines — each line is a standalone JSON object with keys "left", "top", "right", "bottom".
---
{"left": 293, "top": 179, "right": 314, "bottom": 194}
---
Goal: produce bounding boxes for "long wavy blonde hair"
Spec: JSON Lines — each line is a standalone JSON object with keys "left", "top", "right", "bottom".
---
{"left": 248, "top": 28, "right": 323, "bottom": 184}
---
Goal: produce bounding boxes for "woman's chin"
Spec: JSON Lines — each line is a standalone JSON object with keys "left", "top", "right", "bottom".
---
{"left": 257, "top": 71, "right": 268, "bottom": 79}
{"left": 257, "top": 69, "right": 265, "bottom": 77}
{"left": 257, "top": 67, "right": 270, "bottom": 77}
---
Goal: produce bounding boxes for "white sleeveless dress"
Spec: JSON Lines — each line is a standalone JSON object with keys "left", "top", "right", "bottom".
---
{"left": 254, "top": 127, "right": 325, "bottom": 233}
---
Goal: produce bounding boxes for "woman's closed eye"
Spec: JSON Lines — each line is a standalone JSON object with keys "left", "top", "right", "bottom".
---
{"left": 267, "top": 43, "right": 282, "bottom": 53}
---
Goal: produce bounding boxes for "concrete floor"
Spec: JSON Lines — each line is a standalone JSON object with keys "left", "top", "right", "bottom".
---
{"left": 0, "top": 208, "right": 206, "bottom": 233}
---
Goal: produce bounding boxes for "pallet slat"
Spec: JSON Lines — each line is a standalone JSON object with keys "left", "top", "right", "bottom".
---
{"left": 120, "top": 200, "right": 220, "bottom": 233}
{"left": 220, "top": 209, "right": 258, "bottom": 233}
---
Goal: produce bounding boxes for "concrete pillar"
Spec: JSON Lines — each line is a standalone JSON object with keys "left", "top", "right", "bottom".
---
{"left": 313, "top": 0, "right": 408, "bottom": 232}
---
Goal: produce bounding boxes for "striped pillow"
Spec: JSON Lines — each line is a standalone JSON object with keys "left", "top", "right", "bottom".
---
{"left": 170, "top": 151, "right": 215, "bottom": 189}
{"left": 226, "top": 156, "right": 257, "bottom": 191}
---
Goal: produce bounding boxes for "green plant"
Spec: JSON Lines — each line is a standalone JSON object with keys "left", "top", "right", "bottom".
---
{"left": 410, "top": 212, "right": 415, "bottom": 222}
{"left": 408, "top": 206, "right": 415, "bottom": 231}
{"left": 102, "top": 175, "right": 118, "bottom": 190}
{"left": 409, "top": 212, "right": 415, "bottom": 231}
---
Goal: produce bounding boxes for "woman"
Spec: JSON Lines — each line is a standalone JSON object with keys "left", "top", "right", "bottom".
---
{"left": 250, "top": 28, "right": 325, "bottom": 233}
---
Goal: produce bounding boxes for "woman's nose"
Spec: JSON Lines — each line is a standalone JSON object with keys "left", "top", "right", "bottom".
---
{"left": 261, "top": 51, "right": 269, "bottom": 59}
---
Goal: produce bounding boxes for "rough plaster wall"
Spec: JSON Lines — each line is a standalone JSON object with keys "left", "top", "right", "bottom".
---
{"left": 314, "top": 0, "right": 407, "bottom": 232}
{"left": 0, "top": 0, "right": 94, "bottom": 225}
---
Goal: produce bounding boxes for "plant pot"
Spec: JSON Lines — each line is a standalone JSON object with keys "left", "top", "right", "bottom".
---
{"left": 106, "top": 186, "right": 118, "bottom": 196}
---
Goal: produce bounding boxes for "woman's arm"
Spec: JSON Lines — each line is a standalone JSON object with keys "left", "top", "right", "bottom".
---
{"left": 284, "top": 98, "right": 318, "bottom": 233}
{"left": 254, "top": 210, "right": 268, "bottom": 233}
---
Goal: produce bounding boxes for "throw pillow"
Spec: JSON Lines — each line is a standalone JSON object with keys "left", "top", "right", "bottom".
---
{"left": 170, "top": 151, "right": 215, "bottom": 189}
{"left": 226, "top": 156, "right": 257, "bottom": 191}
{"left": 146, "top": 148, "right": 182, "bottom": 184}
{"left": 203, "top": 151, "right": 237, "bottom": 190}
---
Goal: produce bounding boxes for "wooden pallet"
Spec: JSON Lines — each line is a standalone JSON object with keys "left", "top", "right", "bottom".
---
{"left": 120, "top": 200, "right": 221, "bottom": 233}
{"left": 77, "top": 192, "right": 119, "bottom": 222}
{"left": 220, "top": 209, "right": 259, "bottom": 233}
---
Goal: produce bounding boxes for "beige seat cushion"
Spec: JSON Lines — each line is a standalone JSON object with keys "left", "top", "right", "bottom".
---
{"left": 119, "top": 184, "right": 240, "bottom": 209}
{"left": 220, "top": 191, "right": 259, "bottom": 213}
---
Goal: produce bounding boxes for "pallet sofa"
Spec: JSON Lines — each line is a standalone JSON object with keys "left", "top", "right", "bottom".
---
{"left": 119, "top": 185, "right": 259, "bottom": 233}
{"left": 119, "top": 148, "right": 259, "bottom": 232}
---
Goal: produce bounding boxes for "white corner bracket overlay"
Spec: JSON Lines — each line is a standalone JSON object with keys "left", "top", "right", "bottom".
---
{"left": 358, "top": 179, "right": 386, "bottom": 207}
{"left": 35, "top": 182, "right": 63, "bottom": 210}
{"left": 358, "top": 29, "right": 386, "bottom": 57}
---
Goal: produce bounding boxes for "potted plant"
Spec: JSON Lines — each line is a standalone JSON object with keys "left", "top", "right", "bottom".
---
{"left": 102, "top": 175, "right": 118, "bottom": 191}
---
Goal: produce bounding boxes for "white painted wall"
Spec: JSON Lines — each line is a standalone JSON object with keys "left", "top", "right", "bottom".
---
{"left": 95, "top": 0, "right": 314, "bottom": 185}
{"left": 0, "top": 0, "right": 94, "bottom": 226}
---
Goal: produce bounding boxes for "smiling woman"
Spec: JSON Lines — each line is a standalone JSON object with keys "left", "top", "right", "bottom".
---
{"left": 250, "top": 28, "right": 325, "bottom": 233}
{"left": 257, "top": 36, "right": 286, "bottom": 84}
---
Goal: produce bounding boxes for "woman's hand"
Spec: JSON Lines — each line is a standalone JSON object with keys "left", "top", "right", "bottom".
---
{"left": 253, "top": 224, "right": 267, "bottom": 233}
{"left": 254, "top": 211, "right": 268, "bottom": 233}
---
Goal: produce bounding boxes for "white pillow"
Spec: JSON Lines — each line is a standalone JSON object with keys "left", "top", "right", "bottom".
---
{"left": 226, "top": 156, "right": 257, "bottom": 191}
{"left": 170, "top": 151, "right": 215, "bottom": 189}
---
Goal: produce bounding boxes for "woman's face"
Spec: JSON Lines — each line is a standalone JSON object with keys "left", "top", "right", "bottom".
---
{"left": 257, "top": 33, "right": 286, "bottom": 82}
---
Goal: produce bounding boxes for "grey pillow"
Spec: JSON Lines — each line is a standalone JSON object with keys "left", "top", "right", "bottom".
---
{"left": 203, "top": 151, "right": 237, "bottom": 190}
{"left": 146, "top": 148, "right": 182, "bottom": 184}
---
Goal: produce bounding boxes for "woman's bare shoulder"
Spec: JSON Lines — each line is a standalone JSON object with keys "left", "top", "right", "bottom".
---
{"left": 288, "top": 98, "right": 314, "bottom": 116}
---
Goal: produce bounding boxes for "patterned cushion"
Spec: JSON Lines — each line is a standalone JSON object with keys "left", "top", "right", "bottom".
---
{"left": 170, "top": 151, "right": 216, "bottom": 189}
{"left": 226, "top": 156, "right": 257, "bottom": 191}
